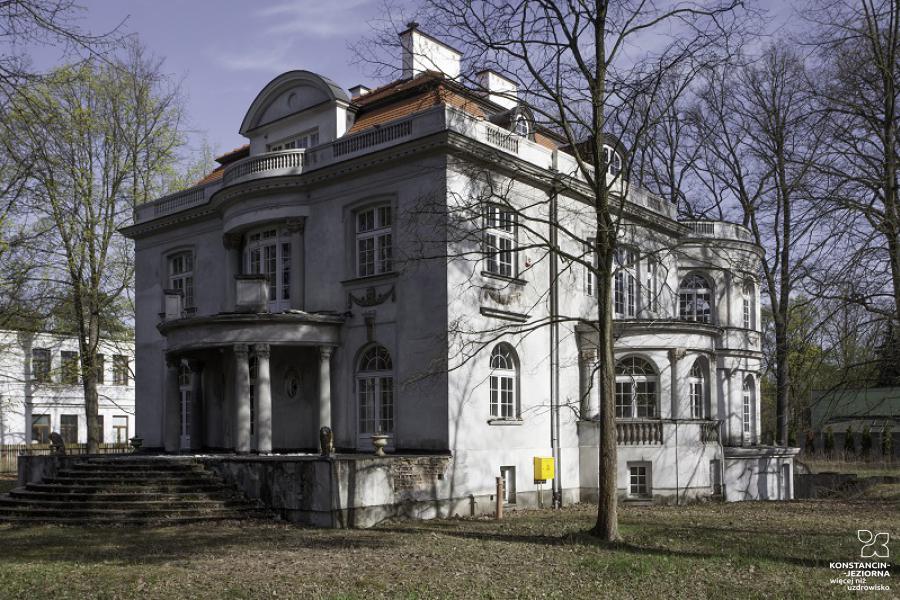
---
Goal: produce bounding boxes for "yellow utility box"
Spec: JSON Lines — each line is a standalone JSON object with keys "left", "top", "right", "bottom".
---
{"left": 533, "top": 456, "right": 555, "bottom": 482}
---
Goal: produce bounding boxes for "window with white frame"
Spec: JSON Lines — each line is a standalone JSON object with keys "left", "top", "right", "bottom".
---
{"left": 500, "top": 465, "right": 516, "bottom": 503}
{"left": 679, "top": 273, "right": 713, "bottom": 323}
{"left": 484, "top": 205, "right": 516, "bottom": 277}
{"left": 583, "top": 241, "right": 595, "bottom": 296}
{"left": 688, "top": 359, "right": 705, "bottom": 419}
{"left": 32, "top": 348, "right": 51, "bottom": 383}
{"left": 245, "top": 228, "right": 292, "bottom": 309}
{"left": 167, "top": 251, "right": 194, "bottom": 308}
{"left": 643, "top": 256, "right": 658, "bottom": 312}
{"left": 113, "top": 415, "right": 129, "bottom": 444}
{"left": 113, "top": 355, "right": 129, "bottom": 386}
{"left": 489, "top": 343, "right": 519, "bottom": 419}
{"left": 615, "top": 356, "right": 657, "bottom": 418}
{"left": 179, "top": 362, "right": 192, "bottom": 449}
{"left": 742, "top": 376, "right": 754, "bottom": 444}
{"left": 513, "top": 115, "right": 529, "bottom": 137}
{"left": 357, "top": 345, "right": 394, "bottom": 436}
{"left": 356, "top": 205, "right": 393, "bottom": 277}
{"left": 61, "top": 351, "right": 79, "bottom": 385}
{"left": 628, "top": 463, "right": 651, "bottom": 498}
{"left": 267, "top": 129, "right": 319, "bottom": 152}
{"left": 604, "top": 145, "right": 623, "bottom": 176}
{"left": 742, "top": 281, "right": 754, "bottom": 329}
{"left": 614, "top": 247, "right": 637, "bottom": 318}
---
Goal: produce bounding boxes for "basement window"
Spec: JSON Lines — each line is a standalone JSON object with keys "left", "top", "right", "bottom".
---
{"left": 628, "top": 462, "right": 651, "bottom": 499}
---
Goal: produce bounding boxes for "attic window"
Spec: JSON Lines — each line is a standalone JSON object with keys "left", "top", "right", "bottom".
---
{"left": 268, "top": 129, "right": 319, "bottom": 152}
{"left": 514, "top": 115, "right": 529, "bottom": 137}
{"left": 604, "top": 145, "right": 622, "bottom": 175}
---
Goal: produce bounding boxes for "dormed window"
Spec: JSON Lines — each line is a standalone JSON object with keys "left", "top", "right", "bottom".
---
{"left": 484, "top": 205, "right": 516, "bottom": 277}
{"left": 244, "top": 227, "right": 291, "bottom": 310}
{"left": 168, "top": 251, "right": 194, "bottom": 308}
{"left": 357, "top": 345, "right": 394, "bottom": 435}
{"left": 679, "top": 273, "right": 713, "bottom": 323}
{"left": 614, "top": 247, "right": 637, "bottom": 318}
{"left": 513, "top": 115, "right": 529, "bottom": 137}
{"left": 267, "top": 128, "right": 319, "bottom": 152}
{"left": 615, "top": 356, "right": 657, "bottom": 418}
{"left": 742, "top": 281, "right": 755, "bottom": 330}
{"left": 489, "top": 343, "right": 519, "bottom": 419}
{"left": 356, "top": 205, "right": 393, "bottom": 277}
{"left": 604, "top": 145, "right": 622, "bottom": 176}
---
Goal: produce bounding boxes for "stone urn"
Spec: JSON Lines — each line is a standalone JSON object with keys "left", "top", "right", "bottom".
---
{"left": 371, "top": 434, "right": 389, "bottom": 456}
{"left": 129, "top": 436, "right": 143, "bottom": 451}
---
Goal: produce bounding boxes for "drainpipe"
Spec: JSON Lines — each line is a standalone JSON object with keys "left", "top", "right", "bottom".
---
{"left": 674, "top": 420, "right": 680, "bottom": 505}
{"left": 549, "top": 182, "right": 562, "bottom": 509}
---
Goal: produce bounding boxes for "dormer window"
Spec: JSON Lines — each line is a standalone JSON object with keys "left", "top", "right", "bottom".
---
{"left": 514, "top": 115, "right": 529, "bottom": 137}
{"left": 268, "top": 129, "right": 319, "bottom": 152}
{"left": 604, "top": 145, "right": 622, "bottom": 176}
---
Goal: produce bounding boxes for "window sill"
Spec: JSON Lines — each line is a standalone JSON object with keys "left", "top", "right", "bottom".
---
{"left": 480, "top": 271, "right": 527, "bottom": 286}
{"left": 341, "top": 272, "right": 399, "bottom": 286}
{"left": 487, "top": 418, "right": 523, "bottom": 426}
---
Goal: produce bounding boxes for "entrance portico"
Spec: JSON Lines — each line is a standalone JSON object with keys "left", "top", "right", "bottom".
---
{"left": 159, "top": 312, "right": 343, "bottom": 454}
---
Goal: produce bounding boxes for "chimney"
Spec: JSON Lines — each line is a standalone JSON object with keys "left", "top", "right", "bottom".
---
{"left": 399, "top": 22, "right": 461, "bottom": 79}
{"left": 349, "top": 84, "right": 371, "bottom": 99}
{"left": 476, "top": 69, "right": 518, "bottom": 110}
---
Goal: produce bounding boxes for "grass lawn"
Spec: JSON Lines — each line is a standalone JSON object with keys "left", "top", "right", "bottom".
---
{"left": 801, "top": 458, "right": 899, "bottom": 478}
{"left": 0, "top": 496, "right": 897, "bottom": 599}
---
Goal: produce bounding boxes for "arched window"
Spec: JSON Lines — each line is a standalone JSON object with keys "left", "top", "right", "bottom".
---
{"left": 489, "top": 343, "right": 519, "bottom": 419}
{"left": 614, "top": 247, "right": 637, "bottom": 318}
{"left": 514, "top": 115, "right": 529, "bottom": 137}
{"left": 679, "top": 273, "right": 713, "bottom": 323}
{"left": 742, "top": 281, "right": 755, "bottom": 330}
{"left": 688, "top": 359, "right": 706, "bottom": 419}
{"left": 742, "top": 376, "right": 755, "bottom": 444}
{"left": 357, "top": 345, "right": 394, "bottom": 436}
{"left": 615, "top": 356, "right": 658, "bottom": 418}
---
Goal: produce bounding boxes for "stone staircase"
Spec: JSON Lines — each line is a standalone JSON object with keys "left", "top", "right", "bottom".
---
{"left": 0, "top": 457, "right": 271, "bottom": 525}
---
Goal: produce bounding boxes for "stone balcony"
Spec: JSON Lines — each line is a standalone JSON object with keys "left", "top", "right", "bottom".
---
{"left": 615, "top": 419, "right": 721, "bottom": 446}
{"left": 681, "top": 220, "right": 754, "bottom": 243}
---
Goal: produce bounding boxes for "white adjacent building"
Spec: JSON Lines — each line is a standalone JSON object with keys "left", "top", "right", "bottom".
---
{"left": 0, "top": 330, "right": 135, "bottom": 446}
{"left": 122, "top": 25, "right": 796, "bottom": 512}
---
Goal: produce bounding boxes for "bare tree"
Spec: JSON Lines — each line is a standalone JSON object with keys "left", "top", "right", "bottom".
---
{"left": 0, "top": 42, "right": 186, "bottom": 453}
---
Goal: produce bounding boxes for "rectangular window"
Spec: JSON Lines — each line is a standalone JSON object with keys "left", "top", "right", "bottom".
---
{"left": 168, "top": 251, "right": 194, "bottom": 308}
{"left": 32, "top": 349, "right": 51, "bottom": 383}
{"left": 356, "top": 206, "right": 393, "bottom": 277}
{"left": 95, "top": 354, "right": 105, "bottom": 385}
{"left": 490, "top": 374, "right": 515, "bottom": 418}
{"left": 485, "top": 205, "right": 515, "bottom": 277}
{"left": 616, "top": 381, "right": 656, "bottom": 418}
{"left": 743, "top": 390, "right": 752, "bottom": 443}
{"left": 61, "top": 351, "right": 79, "bottom": 385}
{"left": 60, "top": 414, "right": 78, "bottom": 444}
{"left": 583, "top": 242, "right": 595, "bottom": 296}
{"left": 281, "top": 242, "right": 291, "bottom": 300}
{"left": 113, "top": 415, "right": 129, "bottom": 444}
{"left": 644, "top": 257, "right": 658, "bottom": 312}
{"left": 614, "top": 247, "right": 637, "bottom": 317}
{"left": 31, "top": 414, "right": 50, "bottom": 444}
{"left": 113, "top": 355, "right": 129, "bottom": 386}
{"left": 500, "top": 465, "right": 516, "bottom": 504}
{"left": 690, "top": 381, "right": 704, "bottom": 419}
{"left": 628, "top": 464, "right": 651, "bottom": 498}
{"left": 743, "top": 297, "right": 751, "bottom": 329}
{"left": 267, "top": 129, "right": 319, "bottom": 152}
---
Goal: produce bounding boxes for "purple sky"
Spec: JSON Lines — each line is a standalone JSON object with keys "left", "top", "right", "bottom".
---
{"left": 29, "top": 1, "right": 792, "bottom": 160}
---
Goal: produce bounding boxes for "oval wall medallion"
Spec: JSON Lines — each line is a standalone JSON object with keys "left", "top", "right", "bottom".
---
{"left": 284, "top": 369, "right": 301, "bottom": 399}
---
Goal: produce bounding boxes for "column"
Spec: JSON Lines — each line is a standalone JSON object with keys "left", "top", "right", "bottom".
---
{"left": 233, "top": 344, "right": 251, "bottom": 454}
{"left": 318, "top": 346, "right": 333, "bottom": 441}
{"left": 223, "top": 233, "right": 242, "bottom": 312}
{"left": 668, "top": 348, "right": 683, "bottom": 420}
{"left": 728, "top": 369, "right": 742, "bottom": 446}
{"left": 578, "top": 349, "right": 598, "bottom": 419}
{"left": 286, "top": 218, "right": 306, "bottom": 311}
{"left": 707, "top": 355, "right": 719, "bottom": 421}
{"left": 254, "top": 344, "right": 272, "bottom": 454}
{"left": 164, "top": 355, "right": 181, "bottom": 453}
{"left": 188, "top": 359, "right": 204, "bottom": 451}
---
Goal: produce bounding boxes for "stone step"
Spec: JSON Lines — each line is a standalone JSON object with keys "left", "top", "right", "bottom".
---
{"left": 0, "top": 497, "right": 254, "bottom": 511}
{"left": 54, "top": 469, "right": 217, "bottom": 481}
{"left": 10, "top": 489, "right": 238, "bottom": 503}
{"left": 43, "top": 475, "right": 221, "bottom": 486}
{"left": 70, "top": 462, "right": 205, "bottom": 473}
{"left": 25, "top": 482, "right": 230, "bottom": 494}
{"left": 0, "top": 504, "right": 259, "bottom": 518}
{"left": 0, "top": 512, "right": 270, "bottom": 525}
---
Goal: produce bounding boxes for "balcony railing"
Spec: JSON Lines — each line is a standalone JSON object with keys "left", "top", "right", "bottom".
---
{"left": 615, "top": 419, "right": 723, "bottom": 446}
{"left": 682, "top": 220, "right": 754, "bottom": 243}
{"left": 617, "top": 420, "right": 663, "bottom": 445}
{"left": 222, "top": 149, "right": 306, "bottom": 187}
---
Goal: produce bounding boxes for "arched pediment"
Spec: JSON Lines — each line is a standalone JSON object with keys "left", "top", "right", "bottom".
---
{"left": 239, "top": 70, "right": 350, "bottom": 135}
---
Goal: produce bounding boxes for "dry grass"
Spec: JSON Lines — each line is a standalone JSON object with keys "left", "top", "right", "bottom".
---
{"left": 0, "top": 497, "right": 896, "bottom": 599}
{"left": 801, "top": 457, "right": 899, "bottom": 478}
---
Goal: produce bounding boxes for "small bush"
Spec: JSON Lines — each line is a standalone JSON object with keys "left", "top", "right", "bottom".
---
{"left": 860, "top": 426, "right": 872, "bottom": 459}
{"left": 824, "top": 427, "right": 835, "bottom": 457}
{"left": 844, "top": 425, "right": 856, "bottom": 456}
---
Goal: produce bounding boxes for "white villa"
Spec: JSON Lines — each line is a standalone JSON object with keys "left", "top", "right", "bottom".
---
{"left": 122, "top": 25, "right": 796, "bottom": 522}
{"left": 0, "top": 330, "right": 135, "bottom": 447}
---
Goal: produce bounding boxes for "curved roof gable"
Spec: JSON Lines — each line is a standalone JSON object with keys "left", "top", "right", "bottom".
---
{"left": 239, "top": 70, "right": 350, "bottom": 135}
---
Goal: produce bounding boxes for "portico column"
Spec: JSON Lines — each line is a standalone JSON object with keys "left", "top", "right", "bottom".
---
{"left": 233, "top": 344, "right": 251, "bottom": 454}
{"left": 188, "top": 359, "right": 204, "bottom": 451}
{"left": 254, "top": 344, "right": 272, "bottom": 454}
{"left": 286, "top": 218, "right": 306, "bottom": 310}
{"left": 164, "top": 355, "right": 181, "bottom": 453}
{"left": 668, "top": 348, "right": 684, "bottom": 420}
{"left": 728, "top": 369, "right": 742, "bottom": 446}
{"left": 223, "top": 233, "right": 242, "bottom": 312}
{"left": 318, "top": 346, "right": 334, "bottom": 438}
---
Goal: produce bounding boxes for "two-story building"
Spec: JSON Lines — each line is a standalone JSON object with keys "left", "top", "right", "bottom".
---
{"left": 122, "top": 25, "right": 796, "bottom": 520}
